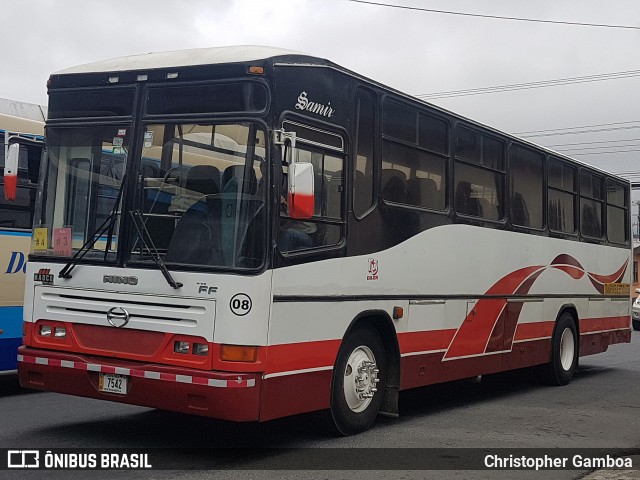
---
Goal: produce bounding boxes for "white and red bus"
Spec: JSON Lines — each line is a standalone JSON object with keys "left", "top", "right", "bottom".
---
{"left": 0, "top": 112, "right": 44, "bottom": 372}
{"left": 18, "top": 46, "right": 631, "bottom": 435}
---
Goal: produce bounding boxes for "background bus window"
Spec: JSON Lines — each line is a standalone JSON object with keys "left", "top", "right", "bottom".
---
{"left": 509, "top": 145, "right": 544, "bottom": 229}
{"left": 580, "top": 171, "right": 604, "bottom": 239}
{"left": 606, "top": 179, "right": 629, "bottom": 244}
{"left": 548, "top": 158, "right": 576, "bottom": 234}
{"left": 0, "top": 142, "right": 40, "bottom": 229}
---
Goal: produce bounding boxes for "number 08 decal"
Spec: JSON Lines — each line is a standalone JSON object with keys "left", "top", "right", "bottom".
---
{"left": 230, "top": 293, "right": 252, "bottom": 316}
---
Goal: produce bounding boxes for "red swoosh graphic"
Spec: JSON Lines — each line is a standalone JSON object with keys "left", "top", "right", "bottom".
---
{"left": 444, "top": 255, "right": 628, "bottom": 359}
{"left": 444, "top": 266, "right": 544, "bottom": 359}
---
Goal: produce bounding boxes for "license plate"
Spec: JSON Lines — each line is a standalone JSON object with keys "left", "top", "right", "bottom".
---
{"left": 99, "top": 373, "right": 128, "bottom": 395}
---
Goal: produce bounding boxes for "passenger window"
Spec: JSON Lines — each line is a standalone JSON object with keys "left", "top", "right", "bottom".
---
{"left": 454, "top": 126, "right": 505, "bottom": 220}
{"left": 606, "top": 180, "right": 628, "bottom": 244}
{"left": 547, "top": 158, "right": 576, "bottom": 234}
{"left": 580, "top": 171, "right": 604, "bottom": 239}
{"left": 354, "top": 89, "right": 376, "bottom": 217}
{"left": 509, "top": 145, "right": 544, "bottom": 229}
{"left": 279, "top": 123, "right": 344, "bottom": 252}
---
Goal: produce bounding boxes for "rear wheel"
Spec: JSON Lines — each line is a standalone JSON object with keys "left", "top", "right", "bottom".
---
{"left": 542, "top": 312, "right": 578, "bottom": 386}
{"left": 632, "top": 319, "right": 640, "bottom": 331}
{"left": 329, "top": 327, "right": 387, "bottom": 436}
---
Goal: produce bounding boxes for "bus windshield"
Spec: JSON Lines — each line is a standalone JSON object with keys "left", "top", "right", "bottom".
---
{"left": 36, "top": 122, "right": 267, "bottom": 270}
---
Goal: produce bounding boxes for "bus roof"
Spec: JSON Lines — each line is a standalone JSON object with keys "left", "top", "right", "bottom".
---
{"left": 51, "top": 46, "right": 626, "bottom": 184}
{"left": 0, "top": 112, "right": 44, "bottom": 136}
{"left": 54, "top": 45, "right": 319, "bottom": 75}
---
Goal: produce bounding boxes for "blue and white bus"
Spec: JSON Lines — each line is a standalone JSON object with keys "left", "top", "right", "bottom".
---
{"left": 0, "top": 112, "right": 44, "bottom": 372}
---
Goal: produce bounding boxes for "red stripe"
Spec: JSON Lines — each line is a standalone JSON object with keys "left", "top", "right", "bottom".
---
{"left": 191, "top": 376, "right": 209, "bottom": 385}
{"left": 514, "top": 321, "right": 555, "bottom": 341}
{"left": 581, "top": 316, "right": 630, "bottom": 333}
{"left": 227, "top": 380, "right": 249, "bottom": 388}
{"left": 397, "top": 329, "right": 456, "bottom": 354}
{"left": 21, "top": 355, "right": 36, "bottom": 364}
{"left": 265, "top": 339, "right": 340, "bottom": 374}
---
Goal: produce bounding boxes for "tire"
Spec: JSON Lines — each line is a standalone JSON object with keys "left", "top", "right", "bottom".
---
{"left": 328, "top": 327, "right": 387, "bottom": 436}
{"left": 542, "top": 312, "right": 579, "bottom": 386}
{"left": 632, "top": 319, "right": 640, "bottom": 331}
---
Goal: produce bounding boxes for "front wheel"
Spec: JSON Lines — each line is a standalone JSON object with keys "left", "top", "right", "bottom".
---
{"left": 329, "top": 327, "right": 387, "bottom": 436}
{"left": 542, "top": 312, "right": 578, "bottom": 386}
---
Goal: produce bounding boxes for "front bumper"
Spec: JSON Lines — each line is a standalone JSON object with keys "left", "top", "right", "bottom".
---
{"left": 18, "top": 346, "right": 262, "bottom": 422}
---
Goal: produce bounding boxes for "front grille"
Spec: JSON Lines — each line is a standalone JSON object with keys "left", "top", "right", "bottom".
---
{"left": 33, "top": 286, "right": 215, "bottom": 341}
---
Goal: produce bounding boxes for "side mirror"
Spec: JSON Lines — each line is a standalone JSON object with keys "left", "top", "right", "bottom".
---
{"left": 288, "top": 162, "right": 314, "bottom": 219}
{"left": 4, "top": 143, "right": 19, "bottom": 202}
{"left": 635, "top": 288, "right": 640, "bottom": 295}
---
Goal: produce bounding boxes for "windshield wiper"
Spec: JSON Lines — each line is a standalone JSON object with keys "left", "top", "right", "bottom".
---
{"left": 129, "top": 210, "right": 183, "bottom": 289}
{"left": 59, "top": 175, "right": 126, "bottom": 279}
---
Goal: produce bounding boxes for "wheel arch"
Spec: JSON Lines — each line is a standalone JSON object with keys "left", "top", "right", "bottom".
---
{"left": 556, "top": 304, "right": 580, "bottom": 337}
{"left": 340, "top": 309, "right": 401, "bottom": 417}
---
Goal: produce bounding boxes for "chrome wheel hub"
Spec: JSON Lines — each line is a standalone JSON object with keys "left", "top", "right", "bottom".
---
{"left": 343, "top": 346, "right": 380, "bottom": 413}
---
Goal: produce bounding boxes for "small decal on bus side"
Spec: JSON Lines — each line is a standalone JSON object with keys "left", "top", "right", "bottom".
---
{"left": 604, "top": 283, "right": 630, "bottom": 295}
{"left": 230, "top": 293, "right": 252, "bottom": 316}
{"left": 34, "top": 268, "right": 54, "bottom": 285}
{"left": 198, "top": 283, "right": 218, "bottom": 295}
{"left": 295, "top": 91, "right": 335, "bottom": 118}
{"left": 367, "top": 258, "right": 379, "bottom": 281}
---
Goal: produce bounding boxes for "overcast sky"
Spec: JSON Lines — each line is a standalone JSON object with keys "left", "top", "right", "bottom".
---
{"left": 2, "top": 0, "right": 639, "bottom": 179}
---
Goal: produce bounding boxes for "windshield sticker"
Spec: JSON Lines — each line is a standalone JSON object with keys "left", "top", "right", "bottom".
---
{"left": 53, "top": 227, "right": 72, "bottom": 257}
{"left": 117, "top": 128, "right": 127, "bottom": 136}
{"left": 143, "top": 131, "right": 154, "bottom": 148}
{"left": 112, "top": 137, "right": 124, "bottom": 147}
{"left": 33, "top": 227, "right": 48, "bottom": 253}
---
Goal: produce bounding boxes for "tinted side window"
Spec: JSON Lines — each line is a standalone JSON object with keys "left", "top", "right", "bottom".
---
{"left": 419, "top": 114, "right": 448, "bottom": 155}
{"left": 548, "top": 158, "right": 576, "bottom": 234}
{"left": 383, "top": 100, "right": 416, "bottom": 143}
{"left": 509, "top": 145, "right": 543, "bottom": 229}
{"left": 606, "top": 179, "right": 629, "bottom": 244}
{"left": 580, "top": 171, "right": 604, "bottom": 239}
{"left": 382, "top": 99, "right": 449, "bottom": 212}
{"left": 383, "top": 142, "right": 445, "bottom": 210}
{"left": 454, "top": 126, "right": 505, "bottom": 220}
{"left": 354, "top": 89, "right": 375, "bottom": 217}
